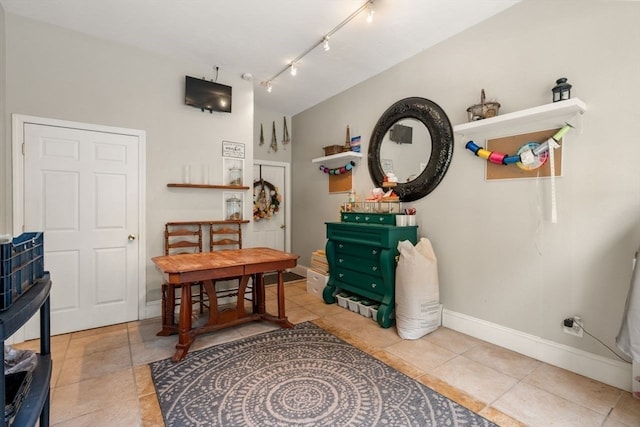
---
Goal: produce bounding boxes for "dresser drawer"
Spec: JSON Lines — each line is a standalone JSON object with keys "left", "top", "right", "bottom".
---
{"left": 334, "top": 241, "right": 381, "bottom": 260}
{"left": 327, "top": 222, "right": 417, "bottom": 249}
{"left": 341, "top": 212, "right": 396, "bottom": 225}
{"left": 334, "top": 253, "right": 382, "bottom": 277}
{"left": 327, "top": 224, "right": 390, "bottom": 248}
{"left": 334, "top": 268, "right": 386, "bottom": 299}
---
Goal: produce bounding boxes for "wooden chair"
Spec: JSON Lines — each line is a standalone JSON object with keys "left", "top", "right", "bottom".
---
{"left": 208, "top": 222, "right": 254, "bottom": 308}
{"left": 160, "top": 222, "right": 207, "bottom": 333}
{"left": 209, "top": 222, "right": 242, "bottom": 250}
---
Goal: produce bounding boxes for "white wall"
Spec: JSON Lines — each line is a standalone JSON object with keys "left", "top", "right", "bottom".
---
{"left": 3, "top": 14, "right": 254, "bottom": 301}
{"left": 0, "top": 5, "right": 7, "bottom": 233}
{"left": 291, "top": 0, "right": 640, "bottom": 367}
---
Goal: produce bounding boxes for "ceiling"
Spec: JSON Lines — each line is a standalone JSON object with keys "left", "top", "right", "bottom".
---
{"left": 0, "top": 0, "right": 520, "bottom": 116}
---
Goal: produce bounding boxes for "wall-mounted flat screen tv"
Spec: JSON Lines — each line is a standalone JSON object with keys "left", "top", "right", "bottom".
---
{"left": 390, "top": 123, "right": 413, "bottom": 144}
{"left": 185, "top": 76, "right": 232, "bottom": 113}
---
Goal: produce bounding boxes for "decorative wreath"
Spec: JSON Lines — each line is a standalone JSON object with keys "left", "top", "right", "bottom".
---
{"left": 253, "top": 179, "right": 281, "bottom": 221}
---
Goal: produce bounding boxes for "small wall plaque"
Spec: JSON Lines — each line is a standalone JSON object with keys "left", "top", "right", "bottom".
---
{"left": 222, "top": 141, "right": 245, "bottom": 159}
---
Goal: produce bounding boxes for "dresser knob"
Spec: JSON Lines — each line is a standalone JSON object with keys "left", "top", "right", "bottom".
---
{"left": 371, "top": 283, "right": 377, "bottom": 288}
{"left": 365, "top": 216, "right": 370, "bottom": 221}
{"left": 338, "top": 258, "right": 344, "bottom": 263}
{"left": 339, "top": 244, "right": 344, "bottom": 248}
{"left": 372, "top": 266, "right": 378, "bottom": 271}
{"left": 339, "top": 273, "right": 344, "bottom": 278}
{"left": 372, "top": 250, "right": 378, "bottom": 255}
{"left": 355, "top": 216, "right": 361, "bottom": 220}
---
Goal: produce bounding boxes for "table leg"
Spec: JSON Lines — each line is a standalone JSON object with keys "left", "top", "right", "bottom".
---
{"left": 250, "top": 274, "right": 258, "bottom": 313}
{"left": 261, "top": 270, "right": 293, "bottom": 328}
{"left": 157, "top": 283, "right": 178, "bottom": 336}
{"left": 255, "top": 273, "right": 265, "bottom": 314}
{"left": 173, "top": 282, "right": 194, "bottom": 362}
{"left": 236, "top": 275, "right": 251, "bottom": 318}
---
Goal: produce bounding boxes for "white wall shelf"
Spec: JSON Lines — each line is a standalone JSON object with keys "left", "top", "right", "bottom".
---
{"left": 167, "top": 183, "right": 249, "bottom": 190}
{"left": 311, "top": 151, "right": 363, "bottom": 169}
{"left": 453, "top": 98, "right": 587, "bottom": 139}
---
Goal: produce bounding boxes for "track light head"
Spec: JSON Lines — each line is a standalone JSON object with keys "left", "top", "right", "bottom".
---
{"left": 323, "top": 37, "right": 330, "bottom": 51}
{"left": 290, "top": 63, "right": 298, "bottom": 76}
{"left": 261, "top": 80, "right": 273, "bottom": 93}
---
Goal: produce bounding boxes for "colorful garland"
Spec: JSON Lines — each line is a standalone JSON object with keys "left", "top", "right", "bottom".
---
{"left": 253, "top": 180, "right": 281, "bottom": 221}
{"left": 319, "top": 161, "right": 356, "bottom": 175}
{"left": 464, "top": 124, "right": 572, "bottom": 171}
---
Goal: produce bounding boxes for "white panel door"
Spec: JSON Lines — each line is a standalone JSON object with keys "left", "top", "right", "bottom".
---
{"left": 252, "top": 163, "right": 286, "bottom": 251}
{"left": 23, "top": 123, "right": 140, "bottom": 336}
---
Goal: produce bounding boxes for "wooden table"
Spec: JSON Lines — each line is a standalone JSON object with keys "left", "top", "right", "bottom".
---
{"left": 152, "top": 247, "right": 299, "bottom": 361}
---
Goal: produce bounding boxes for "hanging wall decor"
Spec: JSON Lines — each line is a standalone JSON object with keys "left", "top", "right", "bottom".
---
{"left": 319, "top": 161, "right": 356, "bottom": 175}
{"left": 269, "top": 121, "right": 278, "bottom": 153}
{"left": 259, "top": 123, "right": 265, "bottom": 146}
{"left": 253, "top": 169, "right": 281, "bottom": 221}
{"left": 464, "top": 124, "right": 572, "bottom": 177}
{"left": 282, "top": 116, "right": 291, "bottom": 147}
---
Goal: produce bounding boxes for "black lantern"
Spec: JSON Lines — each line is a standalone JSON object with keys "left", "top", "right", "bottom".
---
{"left": 552, "top": 78, "right": 572, "bottom": 102}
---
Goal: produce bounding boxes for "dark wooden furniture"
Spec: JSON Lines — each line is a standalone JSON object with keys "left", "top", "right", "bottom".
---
{"left": 323, "top": 213, "right": 417, "bottom": 328}
{"left": 0, "top": 273, "right": 51, "bottom": 427}
{"left": 159, "top": 221, "right": 248, "bottom": 332}
{"left": 152, "top": 247, "right": 299, "bottom": 361}
{"left": 210, "top": 222, "right": 242, "bottom": 249}
{"left": 161, "top": 223, "right": 206, "bottom": 329}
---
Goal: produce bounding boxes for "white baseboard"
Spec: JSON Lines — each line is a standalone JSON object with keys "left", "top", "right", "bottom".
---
{"left": 291, "top": 264, "right": 308, "bottom": 277}
{"left": 442, "top": 308, "right": 632, "bottom": 392}
{"left": 144, "top": 299, "right": 162, "bottom": 319}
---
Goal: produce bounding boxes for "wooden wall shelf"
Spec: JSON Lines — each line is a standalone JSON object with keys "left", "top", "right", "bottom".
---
{"left": 167, "top": 183, "right": 250, "bottom": 190}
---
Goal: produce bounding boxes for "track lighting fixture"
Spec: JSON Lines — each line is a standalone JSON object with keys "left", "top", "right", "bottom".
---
{"left": 261, "top": 80, "right": 273, "bottom": 92}
{"left": 260, "top": 0, "right": 376, "bottom": 92}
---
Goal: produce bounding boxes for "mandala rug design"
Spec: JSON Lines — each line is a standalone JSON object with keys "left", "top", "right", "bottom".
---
{"left": 150, "top": 322, "right": 497, "bottom": 426}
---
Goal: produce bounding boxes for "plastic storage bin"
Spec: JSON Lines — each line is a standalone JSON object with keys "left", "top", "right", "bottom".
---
{"left": 0, "top": 232, "right": 44, "bottom": 310}
{"left": 358, "top": 299, "right": 376, "bottom": 318}
{"left": 347, "top": 295, "right": 361, "bottom": 313}
{"left": 335, "top": 292, "right": 350, "bottom": 308}
{"left": 306, "top": 270, "right": 329, "bottom": 300}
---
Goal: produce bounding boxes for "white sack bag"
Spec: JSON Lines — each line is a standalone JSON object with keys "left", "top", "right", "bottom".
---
{"left": 395, "top": 237, "right": 440, "bottom": 339}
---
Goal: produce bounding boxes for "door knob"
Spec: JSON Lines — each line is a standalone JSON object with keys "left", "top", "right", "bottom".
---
{"left": 128, "top": 234, "right": 136, "bottom": 241}
{"left": 280, "top": 225, "right": 285, "bottom": 229}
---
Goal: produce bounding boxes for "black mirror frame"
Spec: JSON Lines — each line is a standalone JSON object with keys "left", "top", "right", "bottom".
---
{"left": 367, "top": 97, "right": 454, "bottom": 202}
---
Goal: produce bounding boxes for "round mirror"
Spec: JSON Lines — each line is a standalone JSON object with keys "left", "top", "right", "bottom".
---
{"left": 368, "top": 97, "right": 454, "bottom": 202}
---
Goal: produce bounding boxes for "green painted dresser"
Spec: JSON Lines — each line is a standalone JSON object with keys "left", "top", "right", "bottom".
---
{"left": 323, "top": 212, "right": 418, "bottom": 328}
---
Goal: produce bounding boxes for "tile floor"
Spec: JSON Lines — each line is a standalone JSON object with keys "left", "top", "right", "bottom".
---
{"left": 14, "top": 280, "right": 640, "bottom": 427}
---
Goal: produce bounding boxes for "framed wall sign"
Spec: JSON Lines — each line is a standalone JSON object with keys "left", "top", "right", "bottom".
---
{"left": 222, "top": 141, "right": 245, "bottom": 159}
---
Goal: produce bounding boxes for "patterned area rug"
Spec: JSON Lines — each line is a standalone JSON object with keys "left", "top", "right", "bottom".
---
{"left": 150, "top": 322, "right": 497, "bottom": 427}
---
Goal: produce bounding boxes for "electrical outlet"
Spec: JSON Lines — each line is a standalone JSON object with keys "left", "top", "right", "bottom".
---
{"left": 563, "top": 316, "right": 583, "bottom": 337}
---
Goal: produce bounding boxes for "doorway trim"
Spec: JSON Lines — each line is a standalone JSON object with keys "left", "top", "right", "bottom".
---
{"left": 252, "top": 160, "right": 291, "bottom": 252}
{"left": 11, "top": 114, "right": 148, "bottom": 320}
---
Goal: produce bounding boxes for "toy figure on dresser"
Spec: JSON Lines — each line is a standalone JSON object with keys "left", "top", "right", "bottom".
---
{"left": 366, "top": 187, "right": 399, "bottom": 202}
